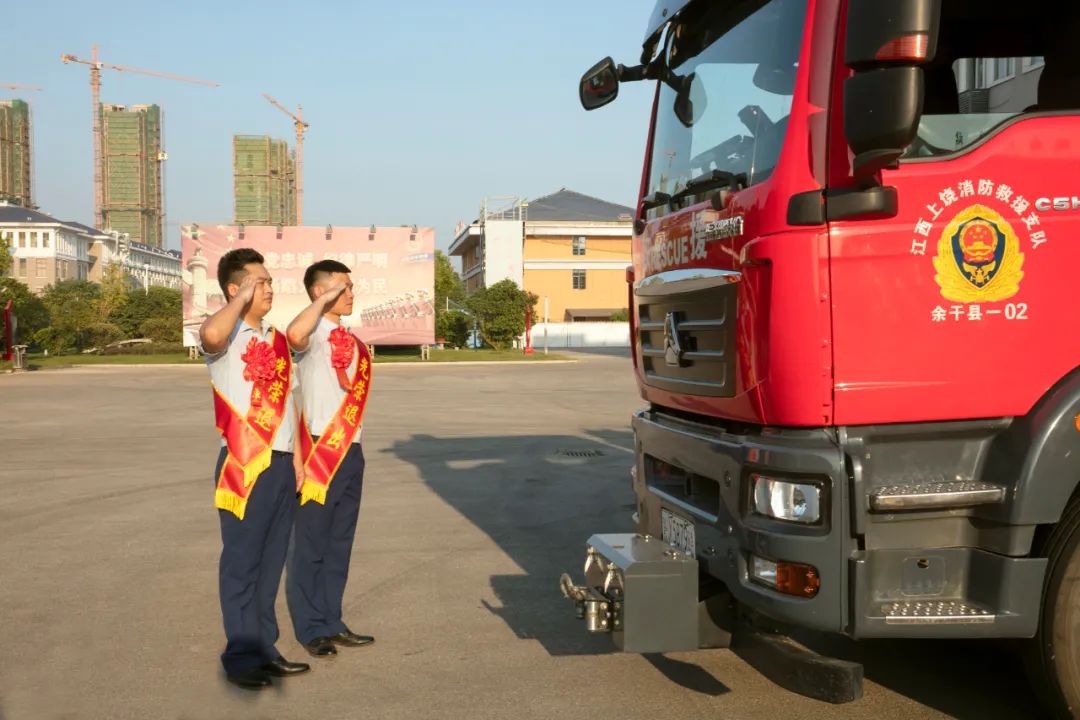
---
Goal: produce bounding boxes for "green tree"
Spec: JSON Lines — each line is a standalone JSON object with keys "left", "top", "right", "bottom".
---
{"left": 140, "top": 317, "right": 182, "bottom": 343}
{"left": 434, "top": 250, "right": 465, "bottom": 310}
{"left": 0, "top": 278, "right": 50, "bottom": 344}
{"left": 609, "top": 309, "right": 630, "bottom": 322}
{"left": 466, "top": 279, "right": 538, "bottom": 351}
{"left": 111, "top": 286, "right": 182, "bottom": 337}
{"left": 87, "top": 322, "right": 124, "bottom": 353}
{"left": 0, "top": 236, "right": 11, "bottom": 276}
{"left": 434, "top": 250, "right": 467, "bottom": 343}
{"left": 38, "top": 280, "right": 101, "bottom": 353}
{"left": 96, "top": 262, "right": 129, "bottom": 327}
{"left": 439, "top": 311, "right": 471, "bottom": 348}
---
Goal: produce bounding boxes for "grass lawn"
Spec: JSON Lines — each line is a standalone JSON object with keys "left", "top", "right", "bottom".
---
{"left": 9, "top": 348, "right": 568, "bottom": 371}
{"left": 374, "top": 348, "right": 569, "bottom": 363}
{"left": 24, "top": 353, "right": 200, "bottom": 370}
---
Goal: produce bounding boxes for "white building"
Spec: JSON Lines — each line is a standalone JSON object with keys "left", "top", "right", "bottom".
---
{"left": 954, "top": 56, "right": 1044, "bottom": 112}
{"left": 1, "top": 203, "right": 101, "bottom": 294}
{"left": 0, "top": 201, "right": 181, "bottom": 294}
{"left": 89, "top": 231, "right": 182, "bottom": 291}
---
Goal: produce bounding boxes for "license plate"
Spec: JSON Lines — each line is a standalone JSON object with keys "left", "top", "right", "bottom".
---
{"left": 661, "top": 509, "right": 696, "bottom": 556}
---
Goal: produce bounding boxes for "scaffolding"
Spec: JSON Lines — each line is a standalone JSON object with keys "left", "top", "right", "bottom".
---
{"left": 233, "top": 134, "right": 296, "bottom": 226}
{"left": 101, "top": 103, "right": 163, "bottom": 247}
{"left": 0, "top": 100, "right": 32, "bottom": 207}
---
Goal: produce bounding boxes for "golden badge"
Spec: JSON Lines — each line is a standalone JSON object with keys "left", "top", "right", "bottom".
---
{"left": 933, "top": 204, "right": 1024, "bottom": 303}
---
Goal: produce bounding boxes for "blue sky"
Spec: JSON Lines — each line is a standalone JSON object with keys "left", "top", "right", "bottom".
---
{"left": 7, "top": 0, "right": 656, "bottom": 251}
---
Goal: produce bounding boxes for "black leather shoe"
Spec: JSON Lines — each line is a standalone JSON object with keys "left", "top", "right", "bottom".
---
{"left": 261, "top": 657, "right": 311, "bottom": 676}
{"left": 226, "top": 668, "right": 272, "bottom": 690}
{"left": 331, "top": 630, "right": 375, "bottom": 647}
{"left": 303, "top": 637, "right": 338, "bottom": 657}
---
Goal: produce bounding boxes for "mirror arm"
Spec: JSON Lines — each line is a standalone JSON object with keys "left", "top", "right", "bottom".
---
{"left": 616, "top": 63, "right": 649, "bottom": 83}
{"left": 617, "top": 61, "right": 689, "bottom": 95}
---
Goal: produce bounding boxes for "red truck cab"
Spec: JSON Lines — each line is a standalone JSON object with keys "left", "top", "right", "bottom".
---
{"left": 562, "top": 1, "right": 1080, "bottom": 716}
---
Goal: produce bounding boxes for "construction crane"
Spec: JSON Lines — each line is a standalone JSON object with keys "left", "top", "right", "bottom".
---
{"left": 262, "top": 93, "right": 309, "bottom": 224}
{"left": 61, "top": 45, "right": 219, "bottom": 229}
{"left": 0, "top": 84, "right": 43, "bottom": 92}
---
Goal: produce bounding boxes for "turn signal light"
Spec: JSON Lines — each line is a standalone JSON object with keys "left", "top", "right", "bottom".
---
{"left": 875, "top": 33, "right": 929, "bottom": 62}
{"left": 750, "top": 555, "right": 821, "bottom": 598}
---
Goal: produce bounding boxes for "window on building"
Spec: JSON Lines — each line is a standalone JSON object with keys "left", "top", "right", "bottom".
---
{"left": 992, "top": 57, "right": 1016, "bottom": 82}
{"left": 18, "top": 231, "right": 26, "bottom": 248}
{"left": 572, "top": 269, "right": 587, "bottom": 290}
{"left": 897, "top": 2, "right": 1080, "bottom": 163}
{"left": 30, "top": 231, "right": 38, "bottom": 249}
{"left": 41, "top": 231, "right": 50, "bottom": 249}
{"left": 18, "top": 258, "right": 27, "bottom": 276}
{"left": 573, "top": 236, "right": 587, "bottom": 256}
{"left": 36, "top": 259, "right": 47, "bottom": 278}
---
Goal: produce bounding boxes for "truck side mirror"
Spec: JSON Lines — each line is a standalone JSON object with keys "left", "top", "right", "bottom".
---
{"left": 845, "top": 67, "right": 923, "bottom": 180}
{"left": 580, "top": 57, "right": 620, "bottom": 111}
{"left": 843, "top": 0, "right": 941, "bottom": 183}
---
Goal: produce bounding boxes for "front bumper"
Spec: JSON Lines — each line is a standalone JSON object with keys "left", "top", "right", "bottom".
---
{"left": 632, "top": 408, "right": 851, "bottom": 633}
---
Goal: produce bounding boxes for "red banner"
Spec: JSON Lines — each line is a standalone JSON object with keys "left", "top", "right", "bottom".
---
{"left": 212, "top": 329, "right": 292, "bottom": 520}
{"left": 181, "top": 224, "right": 435, "bottom": 347}
{"left": 298, "top": 335, "right": 372, "bottom": 506}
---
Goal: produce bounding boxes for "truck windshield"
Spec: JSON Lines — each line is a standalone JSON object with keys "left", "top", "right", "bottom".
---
{"left": 648, "top": 0, "right": 809, "bottom": 203}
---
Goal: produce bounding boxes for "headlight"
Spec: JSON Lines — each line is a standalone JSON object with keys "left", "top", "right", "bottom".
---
{"left": 751, "top": 474, "right": 822, "bottom": 524}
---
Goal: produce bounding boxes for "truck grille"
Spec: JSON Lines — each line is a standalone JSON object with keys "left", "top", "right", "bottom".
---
{"left": 636, "top": 269, "right": 738, "bottom": 397}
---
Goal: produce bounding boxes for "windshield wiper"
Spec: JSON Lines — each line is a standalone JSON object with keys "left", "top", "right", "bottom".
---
{"left": 670, "top": 169, "right": 747, "bottom": 202}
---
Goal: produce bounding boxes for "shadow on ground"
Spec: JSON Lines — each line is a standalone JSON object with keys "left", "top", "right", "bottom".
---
{"left": 387, "top": 431, "right": 636, "bottom": 658}
{"left": 795, "top": 632, "right": 1043, "bottom": 719}
{"left": 387, "top": 431, "right": 1047, "bottom": 715}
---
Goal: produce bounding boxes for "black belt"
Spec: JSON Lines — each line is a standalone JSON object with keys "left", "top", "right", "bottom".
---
{"left": 271, "top": 450, "right": 291, "bottom": 457}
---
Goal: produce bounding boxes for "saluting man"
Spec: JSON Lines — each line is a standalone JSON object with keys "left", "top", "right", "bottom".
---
{"left": 200, "top": 248, "right": 310, "bottom": 689}
{"left": 287, "top": 259, "right": 375, "bottom": 657}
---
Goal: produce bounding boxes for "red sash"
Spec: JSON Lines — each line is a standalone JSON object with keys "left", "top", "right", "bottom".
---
{"left": 212, "top": 329, "right": 292, "bottom": 520}
{"left": 298, "top": 333, "right": 372, "bottom": 506}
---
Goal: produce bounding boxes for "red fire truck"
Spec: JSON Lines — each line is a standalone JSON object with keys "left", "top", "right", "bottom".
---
{"left": 560, "top": 0, "right": 1080, "bottom": 715}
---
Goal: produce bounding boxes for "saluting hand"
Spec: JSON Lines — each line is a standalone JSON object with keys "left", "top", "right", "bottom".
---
{"left": 235, "top": 275, "right": 260, "bottom": 305}
{"left": 320, "top": 282, "right": 347, "bottom": 307}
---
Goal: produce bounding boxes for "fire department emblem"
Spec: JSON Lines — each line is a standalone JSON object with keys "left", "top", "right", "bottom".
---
{"left": 933, "top": 204, "right": 1024, "bottom": 303}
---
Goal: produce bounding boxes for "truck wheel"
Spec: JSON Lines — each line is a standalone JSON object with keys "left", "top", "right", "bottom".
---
{"left": 1028, "top": 499, "right": 1080, "bottom": 719}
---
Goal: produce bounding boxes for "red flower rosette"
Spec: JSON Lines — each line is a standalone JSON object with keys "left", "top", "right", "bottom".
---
{"left": 241, "top": 336, "right": 277, "bottom": 401}
{"left": 329, "top": 326, "right": 356, "bottom": 391}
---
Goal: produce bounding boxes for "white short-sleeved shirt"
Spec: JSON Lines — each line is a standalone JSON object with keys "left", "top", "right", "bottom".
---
{"left": 204, "top": 319, "right": 297, "bottom": 453}
{"left": 295, "top": 317, "right": 363, "bottom": 444}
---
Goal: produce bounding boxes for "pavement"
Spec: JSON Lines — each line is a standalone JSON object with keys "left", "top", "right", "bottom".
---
{"left": 0, "top": 354, "right": 1043, "bottom": 719}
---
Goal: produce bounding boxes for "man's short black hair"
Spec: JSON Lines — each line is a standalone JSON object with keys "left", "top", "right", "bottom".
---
{"left": 303, "top": 259, "right": 351, "bottom": 299}
{"left": 217, "top": 247, "right": 265, "bottom": 297}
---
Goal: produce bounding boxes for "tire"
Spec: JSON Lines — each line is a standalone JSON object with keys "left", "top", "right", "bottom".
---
{"left": 1028, "top": 499, "right": 1080, "bottom": 719}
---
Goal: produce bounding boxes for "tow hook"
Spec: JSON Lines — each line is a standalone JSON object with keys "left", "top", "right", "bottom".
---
{"left": 560, "top": 572, "right": 619, "bottom": 633}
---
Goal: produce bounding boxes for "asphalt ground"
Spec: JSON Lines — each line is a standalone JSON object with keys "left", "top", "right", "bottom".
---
{"left": 0, "top": 354, "right": 1046, "bottom": 719}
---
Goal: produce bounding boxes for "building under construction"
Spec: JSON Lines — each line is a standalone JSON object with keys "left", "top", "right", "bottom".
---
{"left": 100, "top": 103, "right": 164, "bottom": 248}
{"left": 0, "top": 100, "right": 32, "bottom": 208}
{"left": 233, "top": 135, "right": 296, "bottom": 226}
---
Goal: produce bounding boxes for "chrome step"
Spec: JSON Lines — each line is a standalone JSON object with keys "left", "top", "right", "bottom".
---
{"left": 882, "top": 600, "right": 995, "bottom": 625}
{"left": 869, "top": 481, "right": 1005, "bottom": 512}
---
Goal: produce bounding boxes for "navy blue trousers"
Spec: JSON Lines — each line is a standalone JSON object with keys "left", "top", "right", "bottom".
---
{"left": 287, "top": 442, "right": 365, "bottom": 645}
{"left": 216, "top": 448, "right": 295, "bottom": 674}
